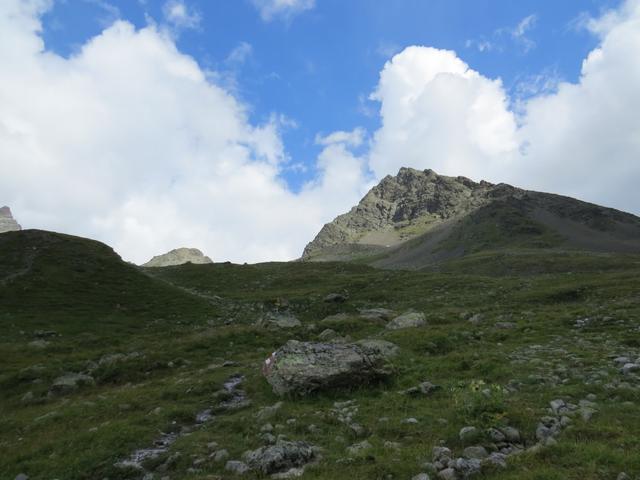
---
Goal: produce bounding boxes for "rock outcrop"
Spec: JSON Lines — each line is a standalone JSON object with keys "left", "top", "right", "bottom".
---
{"left": 143, "top": 248, "right": 212, "bottom": 267}
{"left": 0, "top": 206, "right": 21, "bottom": 233}
{"left": 263, "top": 340, "right": 398, "bottom": 396}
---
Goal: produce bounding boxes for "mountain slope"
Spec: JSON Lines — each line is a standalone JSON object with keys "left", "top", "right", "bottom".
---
{"left": 0, "top": 229, "right": 213, "bottom": 323}
{"left": 302, "top": 168, "right": 640, "bottom": 269}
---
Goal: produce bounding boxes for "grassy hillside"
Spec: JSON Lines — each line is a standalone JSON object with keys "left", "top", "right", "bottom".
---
{"left": 1, "top": 230, "right": 640, "bottom": 479}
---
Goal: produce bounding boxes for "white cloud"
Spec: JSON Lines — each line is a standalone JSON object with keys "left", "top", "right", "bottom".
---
{"left": 226, "top": 41, "right": 253, "bottom": 65}
{"left": 0, "top": 0, "right": 367, "bottom": 263}
{"left": 162, "top": 0, "right": 200, "bottom": 30}
{"left": 367, "top": 1, "right": 640, "bottom": 215}
{"left": 316, "top": 128, "right": 366, "bottom": 148}
{"left": 466, "top": 13, "right": 538, "bottom": 54}
{"left": 514, "top": 0, "right": 640, "bottom": 211}
{"left": 251, "top": 0, "right": 315, "bottom": 22}
{"left": 368, "top": 46, "right": 519, "bottom": 180}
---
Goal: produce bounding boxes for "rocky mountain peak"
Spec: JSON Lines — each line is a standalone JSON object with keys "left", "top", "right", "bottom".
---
{"left": 143, "top": 247, "right": 213, "bottom": 268}
{"left": 302, "top": 168, "right": 496, "bottom": 259}
{"left": 0, "top": 206, "right": 22, "bottom": 233}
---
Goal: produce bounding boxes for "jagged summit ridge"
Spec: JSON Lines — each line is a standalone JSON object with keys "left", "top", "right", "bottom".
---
{"left": 302, "top": 167, "right": 640, "bottom": 268}
{"left": 143, "top": 247, "right": 213, "bottom": 268}
{"left": 302, "top": 168, "right": 497, "bottom": 258}
{"left": 0, "top": 206, "right": 22, "bottom": 233}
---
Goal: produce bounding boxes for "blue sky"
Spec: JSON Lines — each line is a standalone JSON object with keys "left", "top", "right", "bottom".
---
{"left": 41, "top": 0, "right": 619, "bottom": 191}
{"left": 2, "top": 0, "right": 639, "bottom": 263}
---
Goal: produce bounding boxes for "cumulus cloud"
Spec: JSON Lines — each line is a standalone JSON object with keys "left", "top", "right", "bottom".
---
{"left": 514, "top": 0, "right": 640, "bottom": 211}
{"left": 162, "top": 0, "right": 201, "bottom": 30}
{"left": 367, "top": 1, "right": 640, "bottom": 214}
{"left": 0, "top": 0, "right": 367, "bottom": 263}
{"left": 368, "top": 46, "right": 519, "bottom": 180}
{"left": 251, "top": 0, "right": 315, "bottom": 22}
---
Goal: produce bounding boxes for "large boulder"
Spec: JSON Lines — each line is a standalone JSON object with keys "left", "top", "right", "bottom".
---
{"left": 257, "top": 312, "right": 302, "bottom": 329}
{"left": 263, "top": 340, "right": 397, "bottom": 396}
{"left": 243, "top": 440, "right": 317, "bottom": 475}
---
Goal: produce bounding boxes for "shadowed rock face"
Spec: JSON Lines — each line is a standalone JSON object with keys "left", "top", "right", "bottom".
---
{"left": 302, "top": 167, "right": 640, "bottom": 268}
{"left": 0, "top": 206, "right": 21, "bottom": 233}
{"left": 143, "top": 247, "right": 213, "bottom": 267}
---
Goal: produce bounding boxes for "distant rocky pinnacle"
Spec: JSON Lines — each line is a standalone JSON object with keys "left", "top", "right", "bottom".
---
{"left": 143, "top": 248, "right": 213, "bottom": 267}
{"left": 0, "top": 206, "right": 22, "bottom": 233}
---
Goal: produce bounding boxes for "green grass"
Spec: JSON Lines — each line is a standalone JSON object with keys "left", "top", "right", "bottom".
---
{"left": 0, "top": 230, "right": 639, "bottom": 479}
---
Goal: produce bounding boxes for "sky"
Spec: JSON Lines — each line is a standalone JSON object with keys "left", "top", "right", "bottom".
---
{"left": 1, "top": 0, "right": 639, "bottom": 264}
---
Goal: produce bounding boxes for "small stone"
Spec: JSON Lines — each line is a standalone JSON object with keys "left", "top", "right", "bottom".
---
{"left": 432, "top": 446, "right": 452, "bottom": 462}
{"left": 549, "top": 399, "right": 566, "bottom": 414}
{"left": 324, "top": 293, "right": 348, "bottom": 303}
{"left": 482, "top": 452, "right": 507, "bottom": 469}
{"left": 438, "top": 468, "right": 457, "bottom": 480}
{"left": 487, "top": 427, "right": 506, "bottom": 443}
{"left": 499, "top": 426, "right": 520, "bottom": 443}
{"left": 15, "top": 475, "right": 29, "bottom": 480}
{"left": 463, "top": 446, "right": 488, "bottom": 459}
{"left": 621, "top": 363, "right": 640, "bottom": 375}
{"left": 402, "top": 417, "right": 419, "bottom": 424}
{"left": 459, "top": 426, "right": 478, "bottom": 443}
{"left": 452, "top": 457, "right": 481, "bottom": 477}
{"left": 256, "top": 401, "right": 283, "bottom": 421}
{"left": 211, "top": 449, "right": 229, "bottom": 462}
{"left": 412, "top": 474, "right": 430, "bottom": 480}
{"left": 617, "top": 473, "right": 631, "bottom": 480}
{"left": 347, "top": 440, "right": 372, "bottom": 456}
{"left": 386, "top": 312, "right": 426, "bottom": 330}
{"left": 494, "top": 322, "right": 515, "bottom": 329}
{"left": 225, "top": 460, "right": 250, "bottom": 475}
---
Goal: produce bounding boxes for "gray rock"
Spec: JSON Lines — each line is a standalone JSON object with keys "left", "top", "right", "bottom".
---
{"left": 355, "top": 339, "right": 400, "bottom": 358}
{"left": 499, "top": 426, "right": 520, "bottom": 443}
{"left": 482, "top": 452, "right": 507, "bottom": 469}
{"left": 143, "top": 247, "right": 212, "bottom": 267}
{"left": 263, "top": 340, "right": 396, "bottom": 396}
{"left": 486, "top": 428, "right": 506, "bottom": 443}
{"left": 432, "top": 446, "right": 452, "bottom": 462}
{"left": 412, "top": 474, "right": 430, "bottom": 480}
{"left": 617, "top": 473, "right": 631, "bottom": 480}
{"left": 347, "top": 440, "right": 372, "bottom": 456}
{"left": 549, "top": 399, "right": 567, "bottom": 414}
{"left": 359, "top": 308, "right": 396, "bottom": 321}
{"left": 14, "top": 475, "right": 28, "bottom": 480}
{"left": 438, "top": 467, "right": 458, "bottom": 480}
{"left": 49, "top": 373, "right": 95, "bottom": 396}
{"left": 318, "top": 329, "right": 338, "bottom": 341}
{"left": 324, "top": 293, "right": 348, "bottom": 303}
{"left": 459, "top": 426, "right": 479, "bottom": 443}
{"left": 28, "top": 340, "right": 49, "bottom": 349}
{"left": 463, "top": 446, "right": 488, "bottom": 459}
{"left": 386, "top": 312, "right": 426, "bottom": 330}
{"left": 243, "top": 440, "right": 316, "bottom": 475}
{"left": 257, "top": 312, "right": 302, "bottom": 329}
{"left": 256, "top": 401, "right": 283, "bottom": 421}
{"left": 225, "top": 460, "right": 250, "bottom": 475}
{"left": 211, "top": 449, "right": 229, "bottom": 462}
{"left": 452, "top": 457, "right": 482, "bottom": 477}
{"left": 621, "top": 363, "right": 640, "bottom": 375}
{"left": 495, "top": 322, "right": 516, "bottom": 329}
